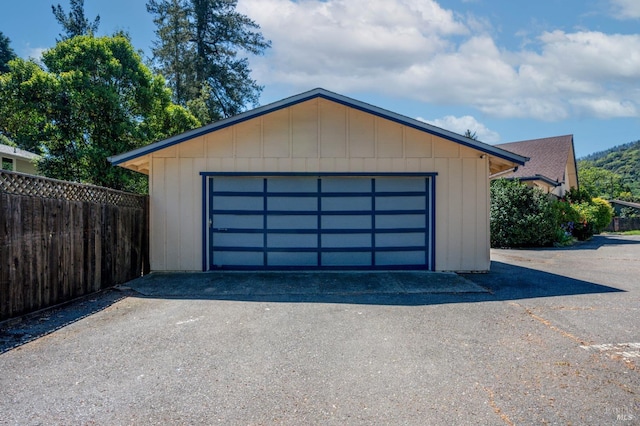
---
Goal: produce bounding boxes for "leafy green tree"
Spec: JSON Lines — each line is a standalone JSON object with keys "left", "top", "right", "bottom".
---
{"left": 0, "top": 32, "right": 17, "bottom": 74}
{"left": 0, "top": 134, "right": 16, "bottom": 147}
{"left": 147, "top": 0, "right": 271, "bottom": 123}
{"left": 1, "top": 35, "right": 199, "bottom": 191}
{"left": 0, "top": 59, "right": 56, "bottom": 153}
{"left": 577, "top": 162, "right": 626, "bottom": 199}
{"left": 579, "top": 142, "right": 640, "bottom": 196}
{"left": 618, "top": 192, "right": 640, "bottom": 203}
{"left": 52, "top": 0, "right": 100, "bottom": 40}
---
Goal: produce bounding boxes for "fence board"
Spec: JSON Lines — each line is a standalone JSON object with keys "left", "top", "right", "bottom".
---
{"left": 605, "top": 217, "right": 640, "bottom": 232}
{"left": 0, "top": 170, "right": 149, "bottom": 320}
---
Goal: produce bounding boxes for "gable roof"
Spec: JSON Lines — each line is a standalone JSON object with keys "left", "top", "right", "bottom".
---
{"left": 109, "top": 88, "right": 527, "bottom": 167}
{"left": 495, "top": 135, "right": 575, "bottom": 184}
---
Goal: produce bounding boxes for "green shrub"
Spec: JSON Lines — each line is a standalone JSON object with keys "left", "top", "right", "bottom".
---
{"left": 582, "top": 198, "right": 613, "bottom": 233}
{"left": 490, "top": 180, "right": 613, "bottom": 247}
{"left": 490, "top": 179, "right": 558, "bottom": 248}
{"left": 552, "top": 199, "right": 582, "bottom": 241}
{"left": 553, "top": 197, "right": 613, "bottom": 240}
{"left": 553, "top": 199, "right": 594, "bottom": 241}
{"left": 593, "top": 198, "right": 613, "bottom": 231}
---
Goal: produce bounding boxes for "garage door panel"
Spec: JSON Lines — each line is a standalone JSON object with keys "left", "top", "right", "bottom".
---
{"left": 322, "top": 177, "right": 370, "bottom": 192}
{"left": 213, "top": 232, "right": 263, "bottom": 248}
{"left": 268, "top": 215, "right": 317, "bottom": 229}
{"left": 322, "top": 196, "right": 371, "bottom": 211}
{"left": 376, "top": 196, "right": 425, "bottom": 211}
{"left": 213, "top": 214, "right": 262, "bottom": 229}
{"left": 376, "top": 250, "right": 426, "bottom": 266}
{"left": 213, "top": 251, "right": 263, "bottom": 266}
{"left": 268, "top": 177, "right": 317, "bottom": 192}
{"left": 212, "top": 177, "right": 263, "bottom": 192}
{"left": 376, "top": 232, "right": 425, "bottom": 247}
{"left": 376, "top": 177, "right": 425, "bottom": 192}
{"left": 322, "top": 252, "right": 372, "bottom": 266}
{"left": 268, "top": 233, "right": 317, "bottom": 248}
{"left": 322, "top": 215, "right": 372, "bottom": 229}
{"left": 267, "top": 196, "right": 317, "bottom": 211}
{"left": 376, "top": 214, "right": 425, "bottom": 229}
{"left": 213, "top": 195, "right": 262, "bottom": 211}
{"left": 268, "top": 252, "right": 317, "bottom": 266}
{"left": 322, "top": 233, "right": 371, "bottom": 248}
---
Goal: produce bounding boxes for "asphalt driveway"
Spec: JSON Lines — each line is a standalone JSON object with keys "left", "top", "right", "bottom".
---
{"left": 1, "top": 235, "right": 639, "bottom": 425}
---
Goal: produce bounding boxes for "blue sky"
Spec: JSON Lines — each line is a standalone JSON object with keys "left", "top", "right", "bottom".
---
{"left": 2, "top": 0, "right": 640, "bottom": 157}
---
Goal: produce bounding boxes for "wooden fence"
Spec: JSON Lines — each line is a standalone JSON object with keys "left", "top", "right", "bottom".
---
{"left": 0, "top": 170, "right": 149, "bottom": 321}
{"left": 606, "top": 217, "right": 640, "bottom": 232}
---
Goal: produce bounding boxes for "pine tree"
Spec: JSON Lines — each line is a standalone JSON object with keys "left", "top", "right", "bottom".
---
{"left": 464, "top": 129, "right": 478, "bottom": 140}
{"left": 147, "top": 0, "right": 197, "bottom": 106}
{"left": 147, "top": 0, "right": 270, "bottom": 123}
{"left": 52, "top": 0, "right": 100, "bottom": 40}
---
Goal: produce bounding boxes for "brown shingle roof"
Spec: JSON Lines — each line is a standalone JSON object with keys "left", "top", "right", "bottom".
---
{"left": 495, "top": 135, "right": 574, "bottom": 183}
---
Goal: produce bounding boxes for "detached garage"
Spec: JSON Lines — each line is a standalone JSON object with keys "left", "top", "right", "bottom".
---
{"left": 109, "top": 88, "right": 526, "bottom": 272}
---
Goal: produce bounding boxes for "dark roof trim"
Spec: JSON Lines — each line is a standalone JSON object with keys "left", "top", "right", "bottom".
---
{"left": 506, "top": 174, "right": 561, "bottom": 187}
{"left": 609, "top": 199, "right": 640, "bottom": 209}
{"left": 569, "top": 135, "right": 579, "bottom": 190}
{"left": 109, "top": 88, "right": 528, "bottom": 166}
{"left": 199, "top": 171, "right": 439, "bottom": 177}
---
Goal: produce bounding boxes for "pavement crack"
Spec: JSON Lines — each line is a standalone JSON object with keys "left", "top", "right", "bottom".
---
{"left": 509, "top": 302, "right": 590, "bottom": 346}
{"left": 483, "top": 386, "right": 515, "bottom": 426}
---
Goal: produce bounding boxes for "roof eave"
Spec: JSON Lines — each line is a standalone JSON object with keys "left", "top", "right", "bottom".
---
{"left": 516, "top": 174, "right": 562, "bottom": 187}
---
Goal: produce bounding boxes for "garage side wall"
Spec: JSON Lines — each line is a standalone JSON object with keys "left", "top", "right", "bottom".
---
{"left": 147, "top": 98, "right": 491, "bottom": 272}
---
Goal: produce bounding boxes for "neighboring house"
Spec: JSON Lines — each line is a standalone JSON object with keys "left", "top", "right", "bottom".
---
{"left": 109, "top": 88, "right": 526, "bottom": 272}
{"left": 0, "top": 143, "right": 41, "bottom": 175}
{"left": 493, "top": 135, "right": 578, "bottom": 197}
{"left": 608, "top": 199, "right": 640, "bottom": 217}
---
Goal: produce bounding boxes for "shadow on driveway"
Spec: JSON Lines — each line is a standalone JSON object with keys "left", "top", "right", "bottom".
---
{"left": 124, "top": 262, "right": 623, "bottom": 306}
{"left": 0, "top": 289, "right": 133, "bottom": 354}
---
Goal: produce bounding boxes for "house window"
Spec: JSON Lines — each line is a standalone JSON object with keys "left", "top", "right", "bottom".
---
{"left": 1, "top": 157, "right": 13, "bottom": 171}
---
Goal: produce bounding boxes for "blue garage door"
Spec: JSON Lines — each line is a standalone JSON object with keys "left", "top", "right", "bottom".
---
{"left": 208, "top": 175, "right": 434, "bottom": 270}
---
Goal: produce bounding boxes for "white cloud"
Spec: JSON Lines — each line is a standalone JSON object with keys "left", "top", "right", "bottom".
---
{"left": 238, "top": 0, "right": 640, "bottom": 121}
{"left": 419, "top": 115, "right": 500, "bottom": 142}
{"left": 610, "top": 0, "right": 640, "bottom": 19}
{"left": 25, "top": 45, "right": 46, "bottom": 61}
{"left": 569, "top": 98, "right": 637, "bottom": 118}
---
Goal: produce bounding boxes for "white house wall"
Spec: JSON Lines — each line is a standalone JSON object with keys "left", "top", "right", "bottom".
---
{"left": 147, "top": 98, "right": 490, "bottom": 272}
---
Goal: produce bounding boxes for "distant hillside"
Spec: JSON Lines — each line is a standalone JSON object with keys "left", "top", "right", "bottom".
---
{"left": 579, "top": 140, "right": 640, "bottom": 195}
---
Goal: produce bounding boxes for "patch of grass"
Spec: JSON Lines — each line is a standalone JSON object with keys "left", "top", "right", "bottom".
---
{"left": 604, "top": 230, "right": 640, "bottom": 235}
